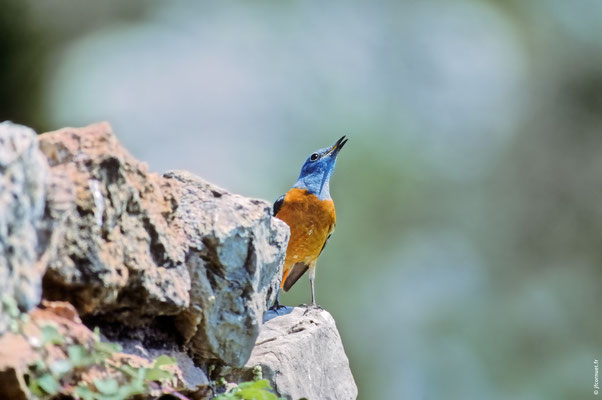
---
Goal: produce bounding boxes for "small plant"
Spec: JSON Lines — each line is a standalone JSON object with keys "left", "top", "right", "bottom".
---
{"left": 213, "top": 379, "right": 284, "bottom": 400}
{"left": 3, "top": 297, "right": 291, "bottom": 400}
{"left": 213, "top": 366, "right": 285, "bottom": 400}
{"left": 2, "top": 294, "right": 28, "bottom": 333}
{"left": 2, "top": 295, "right": 182, "bottom": 400}
{"left": 27, "top": 325, "right": 180, "bottom": 400}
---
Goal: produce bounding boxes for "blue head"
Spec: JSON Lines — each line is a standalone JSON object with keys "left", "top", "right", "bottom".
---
{"left": 293, "top": 136, "right": 348, "bottom": 200}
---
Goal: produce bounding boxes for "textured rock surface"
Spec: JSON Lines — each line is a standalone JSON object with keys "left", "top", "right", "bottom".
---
{"left": 0, "top": 121, "right": 357, "bottom": 399}
{"left": 0, "top": 122, "right": 56, "bottom": 334}
{"left": 165, "top": 170, "right": 288, "bottom": 366}
{"left": 0, "top": 301, "right": 209, "bottom": 400}
{"left": 37, "top": 122, "right": 289, "bottom": 367}
{"left": 39, "top": 123, "right": 190, "bottom": 319}
{"left": 229, "top": 307, "right": 358, "bottom": 400}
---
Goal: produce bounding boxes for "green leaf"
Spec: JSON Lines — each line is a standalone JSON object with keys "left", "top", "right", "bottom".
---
{"left": 237, "top": 380, "right": 278, "bottom": 400}
{"left": 41, "top": 324, "right": 64, "bottom": 345}
{"left": 238, "top": 379, "right": 270, "bottom": 390}
{"left": 2, "top": 295, "right": 20, "bottom": 318}
{"left": 152, "top": 354, "right": 177, "bottom": 368}
{"left": 93, "top": 378, "right": 119, "bottom": 395}
{"left": 49, "top": 359, "right": 72, "bottom": 376}
{"left": 116, "top": 379, "right": 146, "bottom": 398}
{"left": 33, "top": 359, "right": 46, "bottom": 371}
{"left": 28, "top": 379, "right": 45, "bottom": 397}
{"left": 68, "top": 344, "right": 93, "bottom": 367}
{"left": 137, "top": 365, "right": 146, "bottom": 381}
{"left": 145, "top": 367, "right": 174, "bottom": 382}
{"left": 36, "top": 373, "right": 61, "bottom": 395}
{"left": 213, "top": 393, "right": 237, "bottom": 400}
{"left": 94, "top": 340, "right": 121, "bottom": 355}
{"left": 74, "top": 384, "right": 96, "bottom": 400}
{"left": 214, "top": 380, "right": 279, "bottom": 400}
{"left": 118, "top": 364, "right": 139, "bottom": 378}
{"left": 9, "top": 319, "right": 19, "bottom": 333}
{"left": 252, "top": 365, "right": 263, "bottom": 381}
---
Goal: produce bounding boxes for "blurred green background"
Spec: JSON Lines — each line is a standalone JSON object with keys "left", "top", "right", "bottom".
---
{"left": 2, "top": 0, "right": 601, "bottom": 398}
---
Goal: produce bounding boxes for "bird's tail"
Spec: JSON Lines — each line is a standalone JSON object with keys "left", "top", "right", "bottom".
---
{"left": 281, "top": 262, "right": 309, "bottom": 292}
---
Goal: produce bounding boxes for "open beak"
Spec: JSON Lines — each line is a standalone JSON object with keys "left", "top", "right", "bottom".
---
{"left": 326, "top": 135, "right": 348, "bottom": 157}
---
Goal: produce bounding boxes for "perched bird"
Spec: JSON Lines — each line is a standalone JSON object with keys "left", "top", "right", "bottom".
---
{"left": 272, "top": 136, "right": 348, "bottom": 307}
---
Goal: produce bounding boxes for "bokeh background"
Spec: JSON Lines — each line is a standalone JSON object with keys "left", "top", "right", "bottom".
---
{"left": 2, "top": 1, "right": 601, "bottom": 398}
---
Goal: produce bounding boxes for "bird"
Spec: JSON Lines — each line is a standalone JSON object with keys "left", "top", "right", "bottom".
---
{"left": 272, "top": 135, "right": 347, "bottom": 308}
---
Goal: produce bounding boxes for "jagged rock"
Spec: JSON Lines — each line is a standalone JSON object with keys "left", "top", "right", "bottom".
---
{"left": 228, "top": 307, "right": 358, "bottom": 400}
{"left": 39, "top": 123, "right": 190, "bottom": 319}
{"left": 165, "top": 170, "right": 289, "bottom": 367}
{"left": 0, "top": 122, "right": 54, "bottom": 334}
{"left": 37, "top": 123, "right": 289, "bottom": 367}
{"left": 0, "top": 121, "right": 357, "bottom": 400}
{"left": 118, "top": 338, "right": 209, "bottom": 393}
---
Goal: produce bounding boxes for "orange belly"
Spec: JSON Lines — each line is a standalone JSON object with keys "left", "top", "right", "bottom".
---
{"left": 276, "top": 188, "right": 336, "bottom": 273}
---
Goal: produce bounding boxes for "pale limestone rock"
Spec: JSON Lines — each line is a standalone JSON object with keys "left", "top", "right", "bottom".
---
{"left": 165, "top": 170, "right": 289, "bottom": 367}
{"left": 230, "top": 306, "right": 358, "bottom": 400}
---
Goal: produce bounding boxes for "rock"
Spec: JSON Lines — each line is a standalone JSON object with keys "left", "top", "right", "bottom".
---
{"left": 0, "top": 121, "right": 54, "bottom": 334}
{"left": 0, "top": 328, "right": 33, "bottom": 400}
{"left": 0, "top": 301, "right": 209, "bottom": 399}
{"left": 228, "top": 307, "right": 358, "bottom": 400}
{"left": 165, "top": 170, "right": 289, "bottom": 367}
{"left": 38, "top": 123, "right": 191, "bottom": 319}
{"left": 0, "top": 301, "right": 98, "bottom": 398}
{"left": 118, "top": 339, "right": 209, "bottom": 392}
{"left": 37, "top": 123, "right": 289, "bottom": 367}
{"left": 0, "top": 121, "right": 357, "bottom": 399}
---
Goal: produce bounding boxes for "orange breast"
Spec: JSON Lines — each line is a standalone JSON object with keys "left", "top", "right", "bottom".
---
{"left": 276, "top": 188, "right": 336, "bottom": 270}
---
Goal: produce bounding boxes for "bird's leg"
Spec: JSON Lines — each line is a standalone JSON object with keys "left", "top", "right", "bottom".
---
{"left": 305, "top": 268, "right": 323, "bottom": 313}
{"left": 310, "top": 269, "right": 316, "bottom": 306}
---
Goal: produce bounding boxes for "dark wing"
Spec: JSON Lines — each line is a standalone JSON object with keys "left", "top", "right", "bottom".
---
{"left": 282, "top": 262, "right": 309, "bottom": 292}
{"left": 318, "top": 233, "right": 332, "bottom": 256}
{"left": 283, "top": 224, "right": 334, "bottom": 291}
{"left": 318, "top": 223, "right": 335, "bottom": 256}
{"left": 273, "top": 194, "right": 285, "bottom": 216}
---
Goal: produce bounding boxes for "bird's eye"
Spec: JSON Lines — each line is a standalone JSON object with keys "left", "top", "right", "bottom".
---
{"left": 310, "top": 153, "right": 319, "bottom": 161}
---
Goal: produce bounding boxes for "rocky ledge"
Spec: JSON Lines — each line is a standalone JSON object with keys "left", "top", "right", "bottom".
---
{"left": 0, "top": 121, "right": 357, "bottom": 400}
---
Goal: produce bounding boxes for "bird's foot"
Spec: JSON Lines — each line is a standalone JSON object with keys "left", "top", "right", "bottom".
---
{"left": 269, "top": 301, "right": 288, "bottom": 315}
{"left": 302, "top": 303, "right": 324, "bottom": 315}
